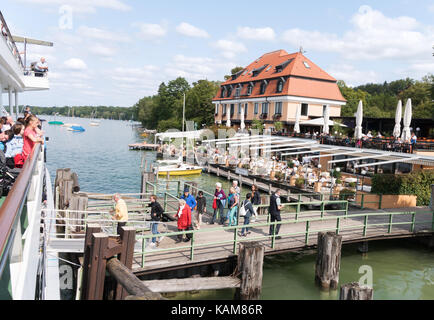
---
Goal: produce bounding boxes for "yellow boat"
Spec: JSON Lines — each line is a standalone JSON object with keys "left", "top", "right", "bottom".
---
{"left": 155, "top": 160, "right": 203, "bottom": 176}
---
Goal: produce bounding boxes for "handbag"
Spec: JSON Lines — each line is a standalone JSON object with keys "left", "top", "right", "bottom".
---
{"left": 212, "top": 198, "right": 217, "bottom": 210}
{"left": 239, "top": 201, "right": 247, "bottom": 217}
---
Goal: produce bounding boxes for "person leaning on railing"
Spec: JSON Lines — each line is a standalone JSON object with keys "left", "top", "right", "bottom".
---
{"left": 148, "top": 195, "right": 163, "bottom": 247}
{"left": 22, "top": 115, "right": 43, "bottom": 162}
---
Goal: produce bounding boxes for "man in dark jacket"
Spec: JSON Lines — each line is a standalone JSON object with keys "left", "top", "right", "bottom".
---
{"left": 269, "top": 189, "right": 283, "bottom": 240}
{"left": 239, "top": 193, "right": 255, "bottom": 237}
{"left": 149, "top": 195, "right": 164, "bottom": 246}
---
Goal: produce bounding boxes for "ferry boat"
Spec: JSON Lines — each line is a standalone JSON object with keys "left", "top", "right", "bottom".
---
{"left": 0, "top": 11, "right": 59, "bottom": 300}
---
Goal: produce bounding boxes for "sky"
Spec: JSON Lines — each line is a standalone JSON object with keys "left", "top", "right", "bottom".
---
{"left": 2, "top": 0, "right": 434, "bottom": 108}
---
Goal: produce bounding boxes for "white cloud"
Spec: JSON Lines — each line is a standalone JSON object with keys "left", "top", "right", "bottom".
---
{"left": 328, "top": 64, "right": 378, "bottom": 87}
{"left": 77, "top": 26, "right": 131, "bottom": 42}
{"left": 63, "top": 58, "right": 87, "bottom": 70}
{"left": 88, "top": 44, "right": 117, "bottom": 57}
{"left": 15, "top": 0, "right": 131, "bottom": 14}
{"left": 282, "top": 5, "right": 434, "bottom": 61}
{"left": 429, "top": 4, "right": 434, "bottom": 13}
{"left": 213, "top": 40, "right": 247, "bottom": 59}
{"left": 134, "top": 22, "right": 168, "bottom": 40}
{"left": 236, "top": 26, "right": 276, "bottom": 41}
{"left": 176, "top": 22, "right": 210, "bottom": 38}
{"left": 165, "top": 55, "right": 236, "bottom": 81}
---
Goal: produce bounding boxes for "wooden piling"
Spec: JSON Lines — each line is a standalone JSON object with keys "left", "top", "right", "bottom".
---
{"left": 340, "top": 282, "right": 373, "bottom": 300}
{"left": 234, "top": 242, "right": 265, "bottom": 300}
{"left": 315, "top": 232, "right": 342, "bottom": 290}
{"left": 80, "top": 224, "right": 101, "bottom": 300}
{"left": 114, "top": 227, "right": 136, "bottom": 300}
{"left": 86, "top": 233, "right": 109, "bottom": 300}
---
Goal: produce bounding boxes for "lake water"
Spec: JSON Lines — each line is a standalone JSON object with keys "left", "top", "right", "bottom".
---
{"left": 43, "top": 116, "right": 434, "bottom": 300}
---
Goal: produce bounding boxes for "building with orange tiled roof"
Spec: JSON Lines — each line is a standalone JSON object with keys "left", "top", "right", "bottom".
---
{"left": 212, "top": 49, "right": 346, "bottom": 132}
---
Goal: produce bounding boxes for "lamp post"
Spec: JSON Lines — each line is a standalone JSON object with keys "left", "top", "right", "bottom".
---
{"left": 330, "top": 167, "right": 341, "bottom": 199}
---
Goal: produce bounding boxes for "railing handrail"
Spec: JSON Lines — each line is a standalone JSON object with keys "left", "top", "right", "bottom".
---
{"left": 0, "top": 144, "right": 41, "bottom": 274}
{"left": 0, "top": 11, "right": 24, "bottom": 70}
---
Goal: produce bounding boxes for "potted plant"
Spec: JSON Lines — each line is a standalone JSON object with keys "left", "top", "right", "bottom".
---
{"left": 295, "top": 178, "right": 305, "bottom": 188}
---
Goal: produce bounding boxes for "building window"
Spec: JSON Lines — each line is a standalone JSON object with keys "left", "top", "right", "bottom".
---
{"left": 238, "top": 103, "right": 242, "bottom": 114}
{"left": 244, "top": 104, "right": 248, "bottom": 116}
{"left": 261, "top": 102, "right": 269, "bottom": 115}
{"left": 215, "top": 104, "right": 219, "bottom": 115}
{"left": 235, "top": 85, "right": 242, "bottom": 98}
{"left": 276, "top": 80, "right": 284, "bottom": 93}
{"left": 222, "top": 104, "right": 227, "bottom": 116}
{"left": 301, "top": 103, "right": 308, "bottom": 116}
{"left": 220, "top": 87, "right": 226, "bottom": 98}
{"left": 230, "top": 104, "right": 235, "bottom": 116}
{"left": 323, "top": 105, "right": 327, "bottom": 116}
{"left": 247, "top": 84, "right": 253, "bottom": 95}
{"left": 227, "top": 87, "right": 232, "bottom": 98}
{"left": 275, "top": 102, "right": 282, "bottom": 115}
{"left": 254, "top": 103, "right": 259, "bottom": 115}
{"left": 260, "top": 81, "right": 267, "bottom": 95}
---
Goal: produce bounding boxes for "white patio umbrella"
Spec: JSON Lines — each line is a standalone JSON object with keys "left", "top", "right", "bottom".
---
{"left": 354, "top": 100, "right": 363, "bottom": 140}
{"left": 323, "top": 104, "right": 330, "bottom": 135}
{"left": 240, "top": 104, "right": 245, "bottom": 131}
{"left": 294, "top": 104, "right": 301, "bottom": 133}
{"left": 401, "top": 98, "right": 412, "bottom": 142}
{"left": 393, "top": 100, "right": 402, "bottom": 139}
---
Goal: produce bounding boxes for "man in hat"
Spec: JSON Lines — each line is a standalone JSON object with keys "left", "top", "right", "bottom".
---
{"left": 181, "top": 186, "right": 197, "bottom": 211}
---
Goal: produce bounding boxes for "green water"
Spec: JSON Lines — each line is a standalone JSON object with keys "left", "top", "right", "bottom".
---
{"left": 43, "top": 116, "right": 434, "bottom": 300}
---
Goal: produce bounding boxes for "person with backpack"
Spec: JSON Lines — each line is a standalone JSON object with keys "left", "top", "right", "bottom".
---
{"left": 269, "top": 189, "right": 283, "bottom": 240}
{"left": 227, "top": 187, "right": 239, "bottom": 227}
{"left": 239, "top": 193, "right": 255, "bottom": 237}
{"left": 149, "top": 195, "right": 164, "bottom": 247}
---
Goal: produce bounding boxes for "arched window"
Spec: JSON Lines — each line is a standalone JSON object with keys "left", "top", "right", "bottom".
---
{"left": 247, "top": 84, "right": 253, "bottom": 96}
{"left": 227, "top": 87, "right": 232, "bottom": 97}
{"left": 220, "top": 87, "right": 226, "bottom": 98}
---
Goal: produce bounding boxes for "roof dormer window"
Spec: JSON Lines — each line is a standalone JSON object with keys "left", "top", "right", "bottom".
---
{"left": 260, "top": 80, "right": 268, "bottom": 95}
{"left": 276, "top": 79, "right": 284, "bottom": 93}
{"left": 252, "top": 64, "right": 268, "bottom": 77}
{"left": 227, "top": 86, "right": 233, "bottom": 97}
{"left": 247, "top": 83, "right": 253, "bottom": 96}
{"left": 220, "top": 87, "right": 226, "bottom": 98}
{"left": 303, "top": 61, "right": 311, "bottom": 69}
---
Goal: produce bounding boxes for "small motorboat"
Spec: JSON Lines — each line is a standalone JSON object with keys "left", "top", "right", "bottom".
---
{"left": 48, "top": 121, "right": 64, "bottom": 125}
{"left": 90, "top": 121, "right": 100, "bottom": 127}
{"left": 62, "top": 123, "right": 80, "bottom": 128}
{"left": 154, "top": 158, "right": 202, "bottom": 176}
{"left": 68, "top": 126, "right": 86, "bottom": 132}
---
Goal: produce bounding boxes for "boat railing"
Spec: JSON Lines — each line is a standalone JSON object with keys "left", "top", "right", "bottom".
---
{"left": 0, "top": 11, "right": 25, "bottom": 71}
{"left": 0, "top": 144, "right": 41, "bottom": 296}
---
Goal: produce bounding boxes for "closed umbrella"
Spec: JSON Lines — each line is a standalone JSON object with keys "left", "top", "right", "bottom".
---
{"left": 294, "top": 104, "right": 301, "bottom": 134}
{"left": 401, "top": 99, "right": 412, "bottom": 142}
{"left": 323, "top": 104, "right": 330, "bottom": 135}
{"left": 393, "top": 100, "right": 402, "bottom": 139}
{"left": 354, "top": 100, "right": 363, "bottom": 140}
{"left": 240, "top": 104, "right": 245, "bottom": 131}
{"left": 226, "top": 108, "right": 231, "bottom": 128}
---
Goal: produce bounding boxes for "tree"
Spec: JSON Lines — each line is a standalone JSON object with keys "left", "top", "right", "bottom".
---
{"left": 251, "top": 119, "right": 264, "bottom": 134}
{"left": 224, "top": 66, "right": 244, "bottom": 80}
{"left": 274, "top": 121, "right": 283, "bottom": 132}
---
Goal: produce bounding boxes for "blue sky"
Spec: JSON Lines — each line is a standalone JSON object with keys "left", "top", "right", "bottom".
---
{"left": 2, "top": 0, "right": 434, "bottom": 107}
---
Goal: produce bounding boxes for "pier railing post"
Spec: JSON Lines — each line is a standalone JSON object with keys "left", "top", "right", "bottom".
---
{"left": 340, "top": 283, "right": 373, "bottom": 300}
{"left": 80, "top": 224, "right": 101, "bottom": 300}
{"left": 315, "top": 232, "right": 342, "bottom": 291}
{"left": 234, "top": 242, "right": 265, "bottom": 300}
{"left": 115, "top": 227, "right": 137, "bottom": 300}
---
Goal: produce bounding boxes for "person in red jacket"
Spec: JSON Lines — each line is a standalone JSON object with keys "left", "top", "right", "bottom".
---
{"left": 174, "top": 199, "right": 192, "bottom": 243}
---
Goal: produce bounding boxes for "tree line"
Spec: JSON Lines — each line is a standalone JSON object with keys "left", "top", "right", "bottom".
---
{"left": 28, "top": 106, "right": 139, "bottom": 121}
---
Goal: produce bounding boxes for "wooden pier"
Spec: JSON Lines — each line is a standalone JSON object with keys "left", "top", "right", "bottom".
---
{"left": 128, "top": 142, "right": 159, "bottom": 151}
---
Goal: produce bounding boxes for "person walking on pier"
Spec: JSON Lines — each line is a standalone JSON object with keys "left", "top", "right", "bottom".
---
{"left": 195, "top": 191, "right": 206, "bottom": 230}
{"left": 110, "top": 193, "right": 129, "bottom": 235}
{"left": 227, "top": 187, "right": 239, "bottom": 227}
{"left": 149, "top": 195, "right": 164, "bottom": 247}
{"left": 239, "top": 193, "right": 255, "bottom": 237}
{"left": 211, "top": 182, "right": 226, "bottom": 225}
{"left": 181, "top": 187, "right": 197, "bottom": 211}
{"left": 251, "top": 184, "right": 261, "bottom": 222}
{"left": 174, "top": 199, "right": 192, "bottom": 243}
{"left": 269, "top": 189, "right": 283, "bottom": 240}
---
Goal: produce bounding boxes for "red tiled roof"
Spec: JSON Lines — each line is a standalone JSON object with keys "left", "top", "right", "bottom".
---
{"left": 213, "top": 50, "right": 346, "bottom": 103}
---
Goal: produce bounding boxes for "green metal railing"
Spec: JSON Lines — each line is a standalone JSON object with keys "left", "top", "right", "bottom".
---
{"left": 134, "top": 204, "right": 434, "bottom": 268}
